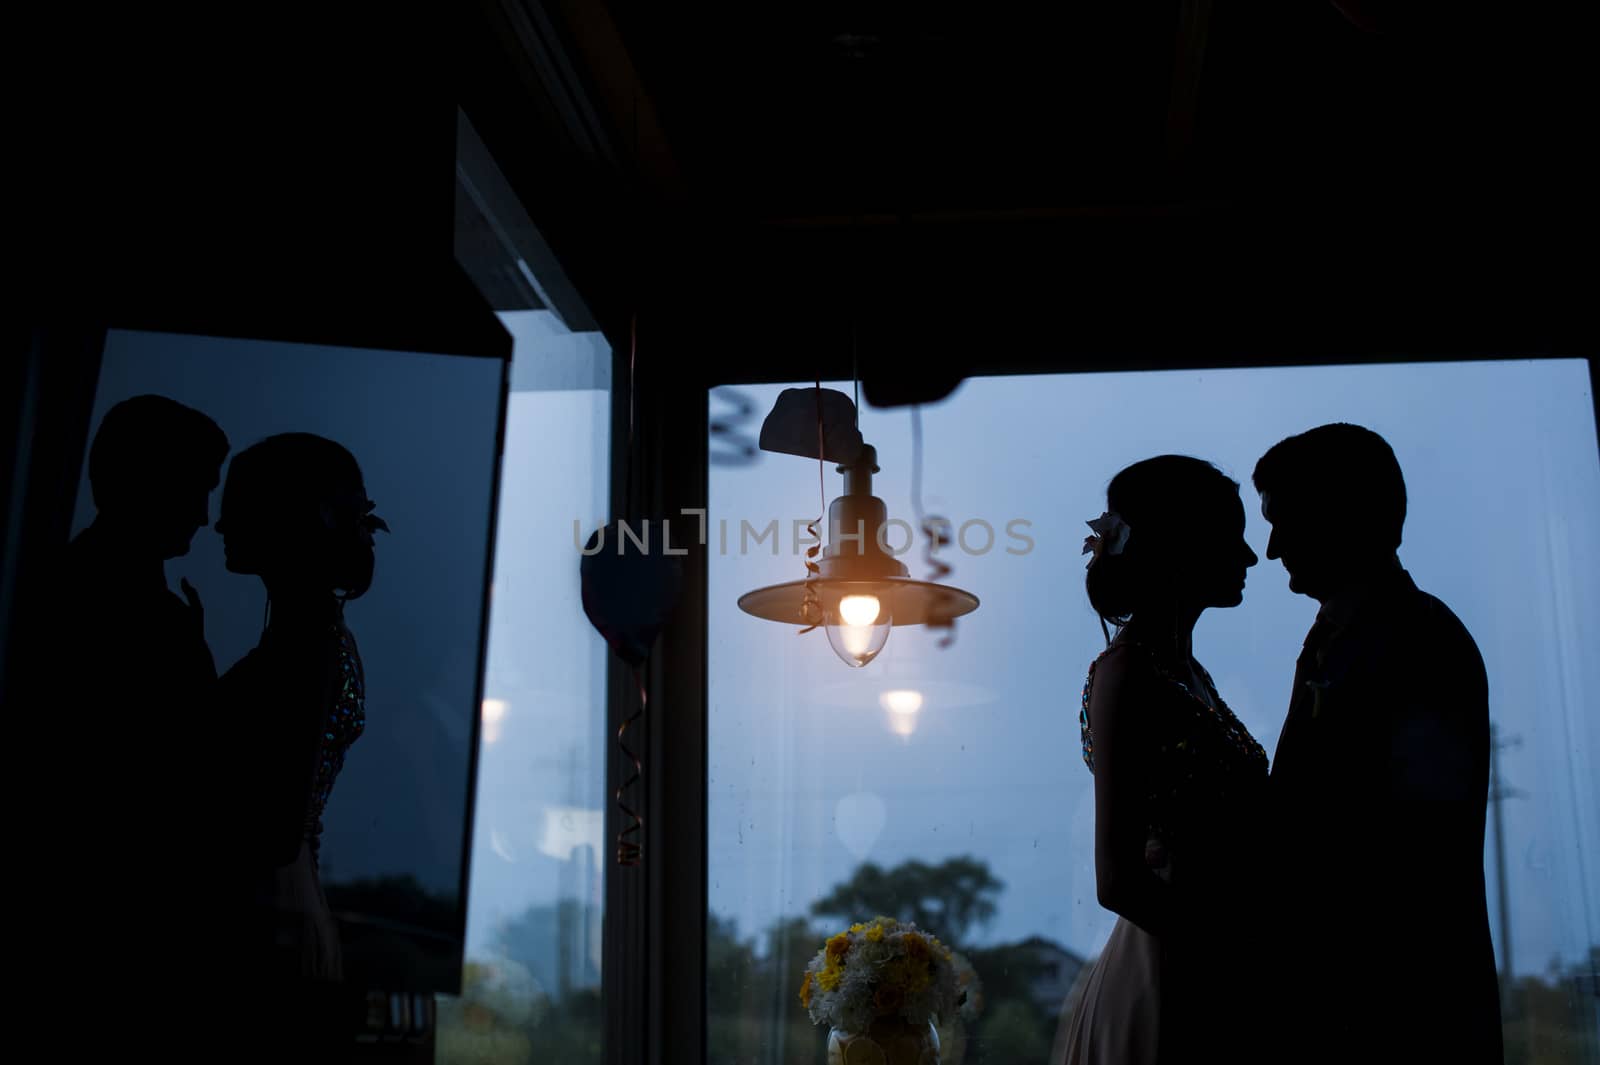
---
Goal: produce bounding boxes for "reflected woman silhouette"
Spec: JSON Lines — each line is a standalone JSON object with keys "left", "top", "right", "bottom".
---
{"left": 213, "top": 433, "right": 387, "bottom": 987}
{"left": 1058, "top": 456, "right": 1266, "bottom": 1065}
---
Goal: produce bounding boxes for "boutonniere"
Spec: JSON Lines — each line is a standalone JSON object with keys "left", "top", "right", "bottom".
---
{"left": 1304, "top": 678, "right": 1332, "bottom": 719}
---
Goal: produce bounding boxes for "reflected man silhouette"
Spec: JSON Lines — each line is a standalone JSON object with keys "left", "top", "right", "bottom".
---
{"left": 57, "top": 394, "right": 229, "bottom": 1004}
{"left": 1253, "top": 423, "right": 1502, "bottom": 1064}
{"left": 69, "top": 394, "right": 228, "bottom": 702}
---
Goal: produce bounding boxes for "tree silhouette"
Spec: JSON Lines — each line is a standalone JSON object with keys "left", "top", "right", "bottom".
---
{"left": 810, "top": 855, "right": 1004, "bottom": 949}
{"left": 324, "top": 874, "right": 462, "bottom": 990}
{"left": 325, "top": 873, "right": 458, "bottom": 933}
{"left": 1501, "top": 948, "right": 1600, "bottom": 1065}
{"left": 496, "top": 897, "right": 601, "bottom": 997}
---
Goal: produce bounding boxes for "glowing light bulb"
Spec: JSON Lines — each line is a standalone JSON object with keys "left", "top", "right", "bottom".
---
{"left": 838, "top": 594, "right": 881, "bottom": 626}
{"left": 825, "top": 596, "right": 891, "bottom": 668}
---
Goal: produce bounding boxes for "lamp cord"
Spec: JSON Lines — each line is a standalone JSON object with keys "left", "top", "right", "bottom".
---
{"left": 852, "top": 325, "right": 859, "bottom": 428}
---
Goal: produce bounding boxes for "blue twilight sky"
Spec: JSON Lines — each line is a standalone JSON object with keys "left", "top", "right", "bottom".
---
{"left": 704, "top": 360, "right": 1600, "bottom": 979}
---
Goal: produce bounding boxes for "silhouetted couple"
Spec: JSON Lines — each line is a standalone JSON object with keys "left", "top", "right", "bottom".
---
{"left": 1059, "top": 425, "right": 1502, "bottom": 1065}
{"left": 52, "top": 395, "right": 385, "bottom": 1049}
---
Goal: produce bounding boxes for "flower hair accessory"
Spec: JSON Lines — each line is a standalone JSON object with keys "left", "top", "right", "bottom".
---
{"left": 321, "top": 493, "right": 390, "bottom": 542}
{"left": 1082, "top": 511, "right": 1130, "bottom": 564}
{"left": 358, "top": 498, "right": 390, "bottom": 538}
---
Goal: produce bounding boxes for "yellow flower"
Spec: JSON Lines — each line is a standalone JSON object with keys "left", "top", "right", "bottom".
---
{"left": 849, "top": 923, "right": 865, "bottom": 933}
{"left": 799, "top": 971, "right": 813, "bottom": 1008}
{"left": 865, "top": 924, "right": 885, "bottom": 943}
{"left": 826, "top": 933, "right": 851, "bottom": 960}
{"left": 903, "top": 932, "right": 929, "bottom": 962}
{"left": 884, "top": 958, "right": 926, "bottom": 995}
{"left": 818, "top": 966, "right": 843, "bottom": 992}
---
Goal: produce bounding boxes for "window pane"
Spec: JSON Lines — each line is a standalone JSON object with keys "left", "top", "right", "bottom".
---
{"left": 436, "top": 111, "right": 612, "bottom": 1064}
{"left": 706, "top": 361, "right": 1600, "bottom": 1064}
{"left": 435, "top": 311, "right": 611, "bottom": 1064}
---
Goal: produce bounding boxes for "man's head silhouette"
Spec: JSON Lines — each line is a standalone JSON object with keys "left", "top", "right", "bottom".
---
{"left": 87, "top": 394, "right": 229, "bottom": 560}
{"left": 1252, "top": 423, "right": 1406, "bottom": 602}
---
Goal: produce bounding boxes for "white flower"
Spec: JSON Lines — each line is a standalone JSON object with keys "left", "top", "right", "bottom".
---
{"left": 1082, "top": 510, "right": 1131, "bottom": 561}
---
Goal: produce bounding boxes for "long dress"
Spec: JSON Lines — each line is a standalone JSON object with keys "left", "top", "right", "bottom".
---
{"left": 221, "top": 613, "right": 367, "bottom": 981}
{"left": 1057, "top": 638, "right": 1268, "bottom": 1065}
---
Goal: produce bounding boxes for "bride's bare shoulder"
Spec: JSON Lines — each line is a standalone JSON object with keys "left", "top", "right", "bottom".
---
{"left": 1088, "top": 640, "right": 1146, "bottom": 677}
{"left": 1086, "top": 642, "right": 1155, "bottom": 707}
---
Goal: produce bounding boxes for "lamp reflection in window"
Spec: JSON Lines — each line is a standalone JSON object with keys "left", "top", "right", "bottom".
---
{"left": 481, "top": 698, "right": 508, "bottom": 744}
{"left": 879, "top": 688, "right": 925, "bottom": 738}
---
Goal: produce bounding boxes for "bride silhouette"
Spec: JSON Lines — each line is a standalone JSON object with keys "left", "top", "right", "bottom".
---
{"left": 213, "top": 432, "right": 388, "bottom": 989}
{"left": 1058, "top": 456, "right": 1266, "bottom": 1065}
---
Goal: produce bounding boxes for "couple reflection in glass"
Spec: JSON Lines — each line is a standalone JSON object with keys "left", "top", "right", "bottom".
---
{"left": 63, "top": 395, "right": 385, "bottom": 999}
{"left": 1059, "top": 425, "right": 1502, "bottom": 1065}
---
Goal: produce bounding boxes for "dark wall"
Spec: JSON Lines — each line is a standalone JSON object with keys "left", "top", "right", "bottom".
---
{"left": 8, "top": 4, "right": 522, "bottom": 703}
{"left": 17, "top": 4, "right": 464, "bottom": 339}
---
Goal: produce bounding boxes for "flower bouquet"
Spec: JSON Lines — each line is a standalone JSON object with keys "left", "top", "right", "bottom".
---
{"left": 938, "top": 950, "right": 984, "bottom": 1063}
{"left": 799, "top": 916, "right": 960, "bottom": 1065}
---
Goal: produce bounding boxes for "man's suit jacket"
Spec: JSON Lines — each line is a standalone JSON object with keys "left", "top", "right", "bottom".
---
{"left": 1269, "top": 565, "right": 1503, "bottom": 1063}
{"left": 52, "top": 524, "right": 221, "bottom": 981}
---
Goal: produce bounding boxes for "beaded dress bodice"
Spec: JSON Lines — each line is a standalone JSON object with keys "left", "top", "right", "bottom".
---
{"left": 221, "top": 616, "right": 367, "bottom": 869}
{"left": 305, "top": 622, "right": 366, "bottom": 862}
{"left": 1079, "top": 640, "right": 1267, "bottom": 859}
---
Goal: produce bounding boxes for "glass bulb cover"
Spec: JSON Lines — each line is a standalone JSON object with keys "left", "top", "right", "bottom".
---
{"left": 824, "top": 611, "right": 892, "bottom": 668}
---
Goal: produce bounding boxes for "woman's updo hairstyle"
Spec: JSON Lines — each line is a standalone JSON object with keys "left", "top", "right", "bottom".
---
{"left": 1086, "top": 455, "right": 1239, "bottom": 632}
{"left": 227, "top": 433, "right": 387, "bottom": 601}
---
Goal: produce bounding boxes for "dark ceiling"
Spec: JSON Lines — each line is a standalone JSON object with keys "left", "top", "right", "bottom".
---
{"left": 22, "top": 2, "right": 1583, "bottom": 389}
{"left": 588, "top": 1, "right": 1591, "bottom": 392}
{"left": 608, "top": 1, "right": 1190, "bottom": 218}
{"left": 603, "top": 1, "right": 1583, "bottom": 217}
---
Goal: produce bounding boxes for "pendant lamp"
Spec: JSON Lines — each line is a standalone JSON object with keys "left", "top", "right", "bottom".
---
{"left": 737, "top": 389, "right": 978, "bottom": 668}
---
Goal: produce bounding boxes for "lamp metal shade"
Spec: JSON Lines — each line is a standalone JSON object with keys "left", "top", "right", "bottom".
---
{"left": 736, "top": 577, "right": 979, "bottom": 627}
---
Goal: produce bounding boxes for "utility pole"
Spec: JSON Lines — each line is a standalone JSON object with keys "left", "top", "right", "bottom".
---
{"left": 557, "top": 744, "right": 581, "bottom": 999}
{"left": 1489, "top": 723, "right": 1524, "bottom": 1014}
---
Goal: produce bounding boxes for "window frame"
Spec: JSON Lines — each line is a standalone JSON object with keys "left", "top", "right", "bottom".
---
{"left": 674, "top": 349, "right": 1599, "bottom": 1065}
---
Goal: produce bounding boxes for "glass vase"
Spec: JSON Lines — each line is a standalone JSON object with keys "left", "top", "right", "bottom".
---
{"left": 828, "top": 1017, "right": 940, "bottom": 1065}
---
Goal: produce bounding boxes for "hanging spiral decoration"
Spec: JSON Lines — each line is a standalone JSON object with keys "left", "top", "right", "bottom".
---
{"left": 708, "top": 387, "right": 760, "bottom": 467}
{"left": 798, "top": 378, "right": 827, "bottom": 634}
{"left": 615, "top": 661, "right": 647, "bottom": 866}
{"left": 910, "top": 405, "right": 958, "bottom": 647}
{"left": 922, "top": 516, "right": 957, "bottom": 648}
{"left": 613, "top": 311, "right": 646, "bottom": 867}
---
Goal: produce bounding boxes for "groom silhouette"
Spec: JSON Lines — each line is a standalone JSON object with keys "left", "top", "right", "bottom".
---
{"left": 51, "top": 394, "right": 230, "bottom": 1005}
{"left": 1253, "top": 423, "right": 1502, "bottom": 1064}
{"left": 66, "top": 393, "right": 229, "bottom": 724}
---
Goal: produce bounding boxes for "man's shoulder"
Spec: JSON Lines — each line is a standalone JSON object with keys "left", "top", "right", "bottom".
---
{"left": 1331, "top": 574, "right": 1484, "bottom": 681}
{"left": 1389, "top": 581, "right": 1489, "bottom": 697}
{"left": 1403, "top": 582, "right": 1482, "bottom": 652}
